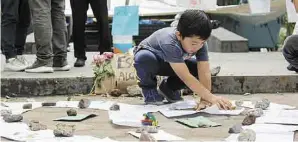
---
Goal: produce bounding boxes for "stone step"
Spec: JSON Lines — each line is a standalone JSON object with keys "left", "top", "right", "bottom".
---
{"left": 1, "top": 52, "right": 297, "bottom": 97}
{"left": 207, "top": 27, "right": 249, "bottom": 52}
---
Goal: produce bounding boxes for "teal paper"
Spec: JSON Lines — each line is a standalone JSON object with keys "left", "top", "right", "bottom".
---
{"left": 54, "top": 114, "right": 97, "bottom": 121}
{"left": 112, "top": 6, "right": 139, "bottom": 35}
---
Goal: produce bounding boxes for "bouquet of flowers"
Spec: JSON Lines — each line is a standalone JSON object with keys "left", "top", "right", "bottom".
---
{"left": 90, "top": 52, "right": 115, "bottom": 94}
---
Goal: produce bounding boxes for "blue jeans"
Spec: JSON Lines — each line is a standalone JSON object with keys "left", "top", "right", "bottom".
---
{"left": 134, "top": 49, "right": 198, "bottom": 102}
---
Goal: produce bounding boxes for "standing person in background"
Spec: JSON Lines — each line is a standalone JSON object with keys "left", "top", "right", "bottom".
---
{"left": 70, "top": 0, "right": 112, "bottom": 67}
{"left": 26, "top": 0, "right": 70, "bottom": 73}
{"left": 1, "top": 0, "right": 31, "bottom": 71}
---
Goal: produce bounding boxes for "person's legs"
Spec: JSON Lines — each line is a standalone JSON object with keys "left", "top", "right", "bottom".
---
{"left": 15, "top": 0, "right": 31, "bottom": 56}
{"left": 134, "top": 49, "right": 164, "bottom": 104}
{"left": 1, "top": 0, "right": 28, "bottom": 71}
{"left": 283, "top": 35, "right": 298, "bottom": 73}
{"left": 157, "top": 58, "right": 198, "bottom": 102}
{"left": 70, "top": 0, "right": 89, "bottom": 67}
{"left": 26, "top": 0, "right": 54, "bottom": 73}
{"left": 51, "top": 0, "right": 70, "bottom": 71}
{"left": 1, "top": 0, "right": 19, "bottom": 60}
{"left": 90, "top": 0, "right": 112, "bottom": 53}
{"left": 15, "top": 0, "right": 31, "bottom": 66}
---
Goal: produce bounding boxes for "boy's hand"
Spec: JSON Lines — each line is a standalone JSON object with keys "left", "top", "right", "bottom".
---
{"left": 195, "top": 100, "right": 211, "bottom": 111}
{"left": 210, "top": 96, "right": 232, "bottom": 110}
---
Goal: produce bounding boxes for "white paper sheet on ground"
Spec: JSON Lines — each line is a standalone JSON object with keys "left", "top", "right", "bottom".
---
{"left": 159, "top": 109, "right": 197, "bottom": 118}
{"left": 200, "top": 105, "right": 244, "bottom": 115}
{"left": 256, "top": 110, "right": 298, "bottom": 125}
{"left": 159, "top": 103, "right": 244, "bottom": 118}
{"left": 108, "top": 110, "right": 144, "bottom": 127}
{"left": 100, "top": 137, "right": 118, "bottom": 142}
{"left": 1, "top": 129, "right": 54, "bottom": 142}
{"left": 2, "top": 102, "right": 42, "bottom": 114}
{"left": 242, "top": 124, "right": 298, "bottom": 133}
{"left": 166, "top": 100, "right": 197, "bottom": 110}
{"left": 117, "top": 103, "right": 160, "bottom": 113}
{"left": 128, "top": 130, "right": 184, "bottom": 141}
{"left": 31, "top": 135, "right": 104, "bottom": 142}
{"left": 54, "top": 101, "right": 79, "bottom": 108}
{"left": 89, "top": 101, "right": 114, "bottom": 110}
{"left": 239, "top": 101, "right": 296, "bottom": 110}
{"left": 268, "top": 103, "right": 296, "bottom": 110}
{"left": 257, "top": 117, "right": 298, "bottom": 125}
{"left": 225, "top": 132, "right": 294, "bottom": 142}
{"left": 0, "top": 122, "right": 30, "bottom": 137}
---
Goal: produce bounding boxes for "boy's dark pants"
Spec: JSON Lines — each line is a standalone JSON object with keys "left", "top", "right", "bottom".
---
{"left": 283, "top": 35, "right": 298, "bottom": 70}
{"left": 134, "top": 49, "right": 198, "bottom": 92}
{"left": 1, "top": 0, "right": 31, "bottom": 60}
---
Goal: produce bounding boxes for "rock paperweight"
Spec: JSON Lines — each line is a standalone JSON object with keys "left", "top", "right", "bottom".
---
{"left": 53, "top": 123, "right": 75, "bottom": 137}
{"left": 78, "top": 99, "right": 90, "bottom": 109}
{"left": 67, "top": 109, "right": 77, "bottom": 116}
{"left": 237, "top": 129, "right": 256, "bottom": 142}
{"left": 3, "top": 114, "right": 23, "bottom": 123}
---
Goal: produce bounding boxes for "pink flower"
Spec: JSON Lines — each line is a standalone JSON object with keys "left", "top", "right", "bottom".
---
{"left": 103, "top": 52, "right": 114, "bottom": 60}
{"left": 93, "top": 53, "right": 106, "bottom": 65}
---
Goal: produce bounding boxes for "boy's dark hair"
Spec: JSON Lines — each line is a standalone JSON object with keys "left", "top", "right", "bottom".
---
{"left": 177, "top": 10, "right": 212, "bottom": 40}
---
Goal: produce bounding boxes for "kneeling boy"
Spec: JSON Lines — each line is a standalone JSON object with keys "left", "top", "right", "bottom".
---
{"left": 133, "top": 10, "right": 232, "bottom": 109}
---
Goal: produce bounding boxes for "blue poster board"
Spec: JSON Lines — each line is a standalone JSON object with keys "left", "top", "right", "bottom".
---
{"left": 112, "top": 6, "right": 139, "bottom": 36}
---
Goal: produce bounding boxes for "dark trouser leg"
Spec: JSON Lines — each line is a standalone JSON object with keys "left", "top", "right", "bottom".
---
{"left": 134, "top": 49, "right": 163, "bottom": 102}
{"left": 28, "top": 0, "right": 53, "bottom": 66}
{"left": 283, "top": 35, "right": 298, "bottom": 71}
{"left": 70, "top": 0, "right": 89, "bottom": 60}
{"left": 90, "top": 0, "right": 112, "bottom": 53}
{"left": 15, "top": 0, "right": 31, "bottom": 55}
{"left": 1, "top": 0, "right": 19, "bottom": 60}
{"left": 158, "top": 58, "right": 198, "bottom": 91}
{"left": 51, "top": 0, "right": 68, "bottom": 66}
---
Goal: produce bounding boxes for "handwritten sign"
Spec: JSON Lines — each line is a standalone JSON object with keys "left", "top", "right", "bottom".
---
{"left": 111, "top": 54, "right": 138, "bottom": 90}
{"left": 112, "top": 6, "right": 139, "bottom": 35}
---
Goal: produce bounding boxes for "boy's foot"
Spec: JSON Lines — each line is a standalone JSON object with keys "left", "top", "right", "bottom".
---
{"left": 142, "top": 89, "right": 164, "bottom": 105}
{"left": 158, "top": 79, "right": 183, "bottom": 103}
{"left": 74, "top": 58, "right": 86, "bottom": 67}
{"left": 287, "top": 65, "right": 298, "bottom": 73}
{"left": 25, "top": 61, "right": 54, "bottom": 73}
{"left": 4, "top": 58, "right": 27, "bottom": 71}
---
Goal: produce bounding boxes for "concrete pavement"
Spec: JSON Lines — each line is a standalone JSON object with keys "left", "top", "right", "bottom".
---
{"left": 1, "top": 93, "right": 298, "bottom": 141}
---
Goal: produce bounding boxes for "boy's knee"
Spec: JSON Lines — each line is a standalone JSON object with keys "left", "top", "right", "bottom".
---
{"left": 134, "top": 49, "right": 158, "bottom": 64}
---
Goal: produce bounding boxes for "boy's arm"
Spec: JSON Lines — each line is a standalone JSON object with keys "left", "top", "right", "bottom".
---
{"left": 170, "top": 62, "right": 231, "bottom": 109}
{"left": 197, "top": 61, "right": 211, "bottom": 91}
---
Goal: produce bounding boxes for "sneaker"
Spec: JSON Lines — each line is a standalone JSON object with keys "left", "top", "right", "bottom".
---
{"left": 158, "top": 79, "right": 183, "bottom": 103}
{"left": 74, "top": 58, "right": 86, "bottom": 67}
{"left": 142, "top": 89, "right": 164, "bottom": 105}
{"left": 16, "top": 55, "right": 29, "bottom": 66}
{"left": 4, "top": 58, "right": 27, "bottom": 71}
{"left": 53, "top": 64, "right": 71, "bottom": 71}
{"left": 25, "top": 61, "right": 54, "bottom": 73}
{"left": 287, "top": 65, "right": 298, "bottom": 73}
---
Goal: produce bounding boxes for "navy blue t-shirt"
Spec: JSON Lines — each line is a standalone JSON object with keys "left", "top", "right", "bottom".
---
{"left": 138, "top": 27, "right": 209, "bottom": 63}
